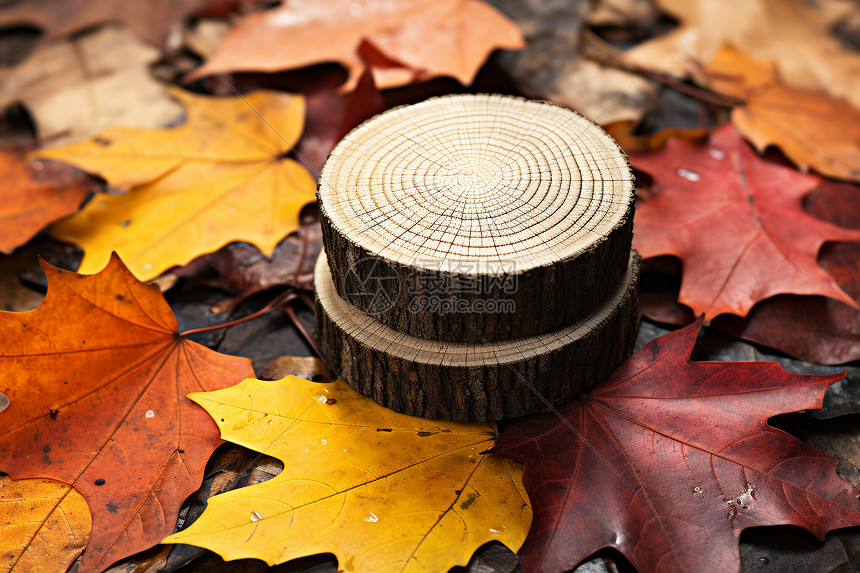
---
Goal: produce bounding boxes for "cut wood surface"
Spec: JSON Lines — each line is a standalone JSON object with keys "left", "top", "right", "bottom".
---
{"left": 316, "top": 251, "right": 640, "bottom": 422}
{"left": 318, "top": 94, "right": 636, "bottom": 341}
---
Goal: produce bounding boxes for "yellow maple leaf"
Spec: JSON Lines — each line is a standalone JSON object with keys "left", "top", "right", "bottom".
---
{"left": 1, "top": 477, "right": 91, "bottom": 573}
{"left": 38, "top": 88, "right": 317, "bottom": 281}
{"left": 164, "top": 376, "right": 532, "bottom": 572}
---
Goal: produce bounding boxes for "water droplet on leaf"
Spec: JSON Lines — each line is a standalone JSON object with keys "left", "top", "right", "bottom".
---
{"left": 677, "top": 168, "right": 701, "bottom": 181}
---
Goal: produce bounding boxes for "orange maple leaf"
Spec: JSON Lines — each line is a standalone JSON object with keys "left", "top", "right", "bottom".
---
{"left": 186, "top": 0, "right": 525, "bottom": 90}
{"left": 0, "top": 254, "right": 254, "bottom": 572}
{"left": 0, "top": 151, "right": 91, "bottom": 254}
{"left": 701, "top": 46, "right": 860, "bottom": 182}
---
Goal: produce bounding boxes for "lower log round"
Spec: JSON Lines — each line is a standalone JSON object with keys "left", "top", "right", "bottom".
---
{"left": 315, "top": 251, "right": 641, "bottom": 422}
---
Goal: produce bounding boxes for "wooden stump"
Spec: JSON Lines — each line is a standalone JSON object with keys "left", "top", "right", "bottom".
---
{"left": 315, "top": 251, "right": 640, "bottom": 421}
{"left": 318, "top": 94, "right": 635, "bottom": 341}
{"left": 314, "top": 93, "right": 639, "bottom": 421}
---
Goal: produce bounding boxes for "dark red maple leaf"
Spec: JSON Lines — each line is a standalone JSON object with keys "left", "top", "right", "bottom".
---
{"left": 629, "top": 123, "right": 860, "bottom": 319}
{"left": 295, "top": 66, "right": 387, "bottom": 175}
{"left": 492, "top": 320, "right": 860, "bottom": 573}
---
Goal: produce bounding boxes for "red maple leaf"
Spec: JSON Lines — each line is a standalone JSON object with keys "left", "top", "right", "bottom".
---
{"left": 629, "top": 124, "right": 860, "bottom": 319}
{"left": 492, "top": 320, "right": 860, "bottom": 573}
{"left": 635, "top": 151, "right": 860, "bottom": 364}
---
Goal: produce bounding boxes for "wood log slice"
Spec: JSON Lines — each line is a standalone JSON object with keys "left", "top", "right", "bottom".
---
{"left": 316, "top": 250, "right": 640, "bottom": 422}
{"left": 317, "top": 93, "right": 635, "bottom": 342}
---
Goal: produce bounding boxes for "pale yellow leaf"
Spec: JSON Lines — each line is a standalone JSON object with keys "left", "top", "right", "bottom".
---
{"left": 0, "top": 477, "right": 91, "bottom": 573}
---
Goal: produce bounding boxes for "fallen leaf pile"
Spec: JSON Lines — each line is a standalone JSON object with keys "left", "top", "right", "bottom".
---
{"left": 0, "top": 25, "right": 184, "bottom": 147}
{"left": 624, "top": 0, "right": 860, "bottom": 109}
{"left": 2, "top": 1, "right": 860, "bottom": 572}
{"left": 0, "top": 0, "right": 210, "bottom": 46}
{"left": 622, "top": 4, "right": 860, "bottom": 365}
{"left": 493, "top": 321, "right": 860, "bottom": 572}
{"left": 171, "top": 213, "right": 323, "bottom": 312}
{"left": 639, "top": 180, "right": 860, "bottom": 365}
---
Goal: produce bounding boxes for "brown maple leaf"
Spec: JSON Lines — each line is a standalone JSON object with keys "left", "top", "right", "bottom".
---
{"left": 493, "top": 320, "right": 860, "bottom": 573}
{"left": 0, "top": 151, "right": 91, "bottom": 254}
{"left": 629, "top": 123, "right": 860, "bottom": 319}
{"left": 0, "top": 0, "right": 211, "bottom": 46}
{"left": 0, "top": 25, "right": 184, "bottom": 148}
{"left": 185, "top": 0, "right": 525, "bottom": 90}
{"left": 0, "top": 254, "right": 255, "bottom": 572}
{"left": 171, "top": 216, "right": 323, "bottom": 313}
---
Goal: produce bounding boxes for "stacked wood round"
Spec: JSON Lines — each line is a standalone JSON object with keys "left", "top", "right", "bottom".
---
{"left": 315, "top": 94, "right": 639, "bottom": 422}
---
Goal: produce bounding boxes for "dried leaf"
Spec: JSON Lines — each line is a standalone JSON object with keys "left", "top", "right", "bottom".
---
{"left": 0, "top": 26, "right": 184, "bottom": 148}
{"left": 700, "top": 46, "right": 860, "bottom": 182}
{"left": 186, "top": 0, "right": 524, "bottom": 90}
{"left": 0, "top": 0, "right": 210, "bottom": 46}
{"left": 164, "top": 376, "right": 532, "bottom": 572}
{"left": 493, "top": 320, "right": 860, "bottom": 573}
{"left": 0, "top": 152, "right": 90, "bottom": 254}
{"left": 714, "top": 247, "right": 860, "bottom": 365}
{"left": 0, "top": 240, "right": 81, "bottom": 312}
{"left": 171, "top": 211, "right": 321, "bottom": 313}
{"left": 587, "top": 0, "right": 658, "bottom": 28}
{"left": 630, "top": 123, "right": 860, "bottom": 319}
{"left": 0, "top": 254, "right": 255, "bottom": 572}
{"left": 39, "top": 88, "right": 317, "bottom": 281}
{"left": 257, "top": 355, "right": 331, "bottom": 383}
{"left": 625, "top": 0, "right": 860, "bottom": 109}
{"left": 166, "top": 71, "right": 383, "bottom": 302}
{"left": 0, "top": 477, "right": 91, "bottom": 573}
{"left": 549, "top": 59, "right": 654, "bottom": 126}
{"left": 488, "top": 0, "right": 653, "bottom": 125}
{"left": 295, "top": 67, "right": 386, "bottom": 174}
{"left": 604, "top": 120, "right": 710, "bottom": 154}
{"left": 183, "top": 18, "right": 229, "bottom": 60}
{"left": 138, "top": 357, "right": 324, "bottom": 573}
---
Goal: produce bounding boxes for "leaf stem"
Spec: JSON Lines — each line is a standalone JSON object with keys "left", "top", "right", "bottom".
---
{"left": 179, "top": 290, "right": 298, "bottom": 337}
{"left": 284, "top": 303, "right": 322, "bottom": 358}
{"left": 580, "top": 28, "right": 744, "bottom": 108}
